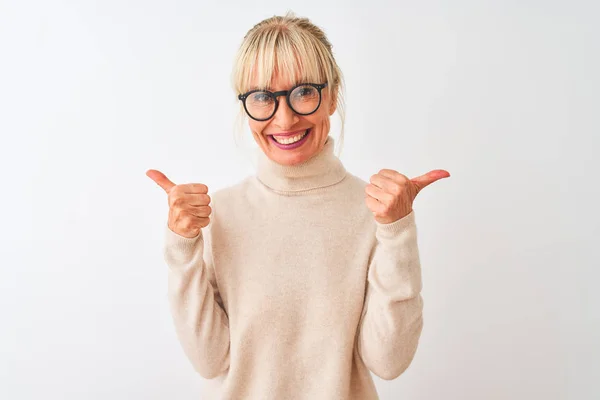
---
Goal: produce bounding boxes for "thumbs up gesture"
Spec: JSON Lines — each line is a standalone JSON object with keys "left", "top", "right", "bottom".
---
{"left": 365, "top": 169, "right": 450, "bottom": 224}
{"left": 146, "top": 169, "right": 212, "bottom": 238}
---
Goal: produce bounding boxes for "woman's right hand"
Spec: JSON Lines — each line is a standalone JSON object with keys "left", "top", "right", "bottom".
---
{"left": 146, "top": 169, "right": 212, "bottom": 238}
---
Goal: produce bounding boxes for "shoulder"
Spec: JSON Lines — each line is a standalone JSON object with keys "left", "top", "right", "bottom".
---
{"left": 339, "top": 172, "right": 370, "bottom": 202}
{"left": 328, "top": 172, "right": 374, "bottom": 222}
{"left": 208, "top": 175, "right": 258, "bottom": 217}
{"left": 210, "top": 175, "right": 255, "bottom": 204}
{"left": 343, "top": 172, "right": 369, "bottom": 191}
{"left": 205, "top": 176, "right": 258, "bottom": 229}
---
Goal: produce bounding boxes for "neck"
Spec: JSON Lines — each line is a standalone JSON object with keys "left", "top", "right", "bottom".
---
{"left": 255, "top": 136, "right": 346, "bottom": 194}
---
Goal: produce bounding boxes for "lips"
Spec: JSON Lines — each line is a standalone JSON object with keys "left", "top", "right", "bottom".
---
{"left": 269, "top": 129, "right": 309, "bottom": 138}
{"left": 269, "top": 128, "right": 311, "bottom": 149}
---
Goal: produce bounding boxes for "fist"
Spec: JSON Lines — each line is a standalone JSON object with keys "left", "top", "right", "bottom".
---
{"left": 146, "top": 169, "right": 212, "bottom": 238}
{"left": 365, "top": 169, "right": 450, "bottom": 224}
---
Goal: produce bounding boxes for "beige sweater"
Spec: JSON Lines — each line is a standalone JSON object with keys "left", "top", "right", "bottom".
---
{"left": 164, "top": 136, "right": 424, "bottom": 400}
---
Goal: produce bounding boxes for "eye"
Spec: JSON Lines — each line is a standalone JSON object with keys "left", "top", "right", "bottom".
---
{"left": 246, "top": 92, "right": 275, "bottom": 109}
{"left": 248, "top": 91, "right": 274, "bottom": 105}
{"left": 292, "top": 85, "right": 318, "bottom": 101}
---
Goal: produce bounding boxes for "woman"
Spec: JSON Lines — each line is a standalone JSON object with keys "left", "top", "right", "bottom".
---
{"left": 147, "top": 13, "right": 449, "bottom": 400}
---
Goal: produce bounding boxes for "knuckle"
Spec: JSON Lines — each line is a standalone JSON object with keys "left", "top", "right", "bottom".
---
{"left": 172, "top": 196, "right": 186, "bottom": 207}
{"left": 184, "top": 183, "right": 207, "bottom": 194}
{"left": 177, "top": 217, "right": 190, "bottom": 229}
{"left": 171, "top": 185, "right": 183, "bottom": 196}
{"left": 181, "top": 216, "right": 195, "bottom": 230}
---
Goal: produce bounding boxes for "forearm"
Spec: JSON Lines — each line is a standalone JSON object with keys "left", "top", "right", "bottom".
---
{"left": 357, "top": 211, "right": 424, "bottom": 380}
{"left": 165, "top": 228, "right": 230, "bottom": 379}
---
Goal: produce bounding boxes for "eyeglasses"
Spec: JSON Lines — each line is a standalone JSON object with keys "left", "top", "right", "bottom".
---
{"left": 238, "top": 82, "right": 328, "bottom": 121}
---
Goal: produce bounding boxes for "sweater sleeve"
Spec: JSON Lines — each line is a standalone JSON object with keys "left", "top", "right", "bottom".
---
{"left": 356, "top": 210, "right": 424, "bottom": 380}
{"left": 164, "top": 225, "right": 230, "bottom": 379}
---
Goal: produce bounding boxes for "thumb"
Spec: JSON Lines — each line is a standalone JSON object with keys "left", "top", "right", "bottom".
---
{"left": 146, "top": 169, "right": 176, "bottom": 193}
{"left": 411, "top": 169, "right": 450, "bottom": 193}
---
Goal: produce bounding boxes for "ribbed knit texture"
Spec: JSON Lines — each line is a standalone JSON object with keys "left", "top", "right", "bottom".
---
{"left": 164, "top": 136, "right": 424, "bottom": 400}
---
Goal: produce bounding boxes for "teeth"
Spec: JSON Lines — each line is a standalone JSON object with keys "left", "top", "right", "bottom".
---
{"left": 274, "top": 130, "right": 308, "bottom": 145}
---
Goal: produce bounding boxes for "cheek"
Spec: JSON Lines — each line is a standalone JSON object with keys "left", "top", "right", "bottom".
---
{"left": 248, "top": 119, "right": 267, "bottom": 134}
{"left": 311, "top": 113, "right": 330, "bottom": 131}
{"left": 302, "top": 104, "right": 328, "bottom": 125}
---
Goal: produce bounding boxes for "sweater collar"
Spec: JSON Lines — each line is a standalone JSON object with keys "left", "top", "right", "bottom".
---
{"left": 255, "top": 136, "right": 347, "bottom": 193}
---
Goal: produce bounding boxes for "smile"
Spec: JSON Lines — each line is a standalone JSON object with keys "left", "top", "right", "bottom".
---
{"left": 269, "top": 129, "right": 311, "bottom": 149}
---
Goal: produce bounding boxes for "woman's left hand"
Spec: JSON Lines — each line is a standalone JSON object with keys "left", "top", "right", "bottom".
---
{"left": 365, "top": 169, "right": 451, "bottom": 224}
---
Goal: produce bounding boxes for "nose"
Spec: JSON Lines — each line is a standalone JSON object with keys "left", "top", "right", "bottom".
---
{"left": 272, "top": 98, "right": 299, "bottom": 130}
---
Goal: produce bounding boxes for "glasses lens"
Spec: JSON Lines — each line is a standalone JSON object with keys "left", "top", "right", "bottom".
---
{"left": 290, "top": 85, "right": 320, "bottom": 114}
{"left": 246, "top": 91, "right": 275, "bottom": 120}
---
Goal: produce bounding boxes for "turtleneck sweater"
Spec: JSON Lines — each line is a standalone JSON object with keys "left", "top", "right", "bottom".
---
{"left": 163, "top": 136, "right": 424, "bottom": 400}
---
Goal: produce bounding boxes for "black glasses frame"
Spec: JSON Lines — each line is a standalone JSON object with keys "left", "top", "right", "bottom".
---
{"left": 238, "top": 82, "right": 328, "bottom": 121}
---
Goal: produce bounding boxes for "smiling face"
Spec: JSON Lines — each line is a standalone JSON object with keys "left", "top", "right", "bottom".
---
{"left": 232, "top": 15, "right": 345, "bottom": 165}
{"left": 246, "top": 72, "right": 337, "bottom": 165}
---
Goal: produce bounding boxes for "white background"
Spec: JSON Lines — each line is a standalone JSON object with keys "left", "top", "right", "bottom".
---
{"left": 1, "top": 0, "right": 598, "bottom": 399}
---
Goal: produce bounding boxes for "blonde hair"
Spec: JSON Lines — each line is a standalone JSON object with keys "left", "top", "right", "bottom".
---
{"left": 231, "top": 12, "right": 345, "bottom": 155}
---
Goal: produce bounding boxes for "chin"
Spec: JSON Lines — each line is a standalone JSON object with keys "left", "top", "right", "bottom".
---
{"left": 277, "top": 141, "right": 323, "bottom": 165}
